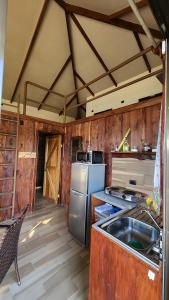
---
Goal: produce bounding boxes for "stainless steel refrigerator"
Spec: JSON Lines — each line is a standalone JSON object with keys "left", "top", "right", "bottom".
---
{"left": 69, "top": 163, "right": 105, "bottom": 246}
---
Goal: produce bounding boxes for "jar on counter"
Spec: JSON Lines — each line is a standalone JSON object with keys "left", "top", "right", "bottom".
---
{"left": 143, "top": 142, "right": 151, "bottom": 152}
{"left": 123, "top": 139, "right": 130, "bottom": 152}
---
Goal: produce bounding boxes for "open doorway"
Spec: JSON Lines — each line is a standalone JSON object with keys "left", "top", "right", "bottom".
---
{"left": 35, "top": 131, "right": 62, "bottom": 210}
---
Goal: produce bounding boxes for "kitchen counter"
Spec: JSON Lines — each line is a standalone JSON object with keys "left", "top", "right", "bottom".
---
{"left": 92, "top": 191, "right": 136, "bottom": 209}
{"left": 92, "top": 192, "right": 161, "bottom": 270}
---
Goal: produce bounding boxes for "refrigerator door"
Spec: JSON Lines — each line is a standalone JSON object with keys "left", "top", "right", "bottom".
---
{"left": 69, "top": 190, "right": 87, "bottom": 244}
{"left": 71, "top": 163, "right": 88, "bottom": 194}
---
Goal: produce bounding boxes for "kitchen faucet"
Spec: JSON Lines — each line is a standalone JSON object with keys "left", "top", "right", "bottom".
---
{"left": 141, "top": 209, "right": 161, "bottom": 231}
{"left": 141, "top": 209, "right": 162, "bottom": 258}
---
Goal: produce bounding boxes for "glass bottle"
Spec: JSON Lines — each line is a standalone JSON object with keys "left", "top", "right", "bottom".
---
{"left": 122, "top": 138, "right": 129, "bottom": 152}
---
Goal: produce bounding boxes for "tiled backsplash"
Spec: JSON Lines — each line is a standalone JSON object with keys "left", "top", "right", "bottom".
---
{"left": 112, "top": 158, "right": 155, "bottom": 195}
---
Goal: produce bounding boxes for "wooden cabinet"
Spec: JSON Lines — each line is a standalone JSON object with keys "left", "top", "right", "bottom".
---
{"left": 90, "top": 195, "right": 104, "bottom": 225}
{"left": 89, "top": 228, "right": 162, "bottom": 300}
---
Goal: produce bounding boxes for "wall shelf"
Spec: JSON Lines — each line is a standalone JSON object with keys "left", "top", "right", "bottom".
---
{"left": 111, "top": 151, "right": 156, "bottom": 159}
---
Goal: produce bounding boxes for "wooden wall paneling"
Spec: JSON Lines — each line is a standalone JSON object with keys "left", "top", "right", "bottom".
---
{"left": 0, "top": 195, "right": 13, "bottom": 220}
{"left": 105, "top": 114, "right": 123, "bottom": 186}
{"left": 81, "top": 121, "right": 91, "bottom": 151}
{"left": 122, "top": 111, "right": 131, "bottom": 146}
{"left": 129, "top": 109, "right": 144, "bottom": 150}
{"left": 1, "top": 99, "right": 161, "bottom": 214}
{"left": 144, "top": 102, "right": 161, "bottom": 149}
{"left": 111, "top": 114, "right": 123, "bottom": 149}
{"left": 0, "top": 119, "right": 17, "bottom": 134}
{"left": 0, "top": 179, "right": 13, "bottom": 193}
{"left": 16, "top": 118, "right": 36, "bottom": 212}
{"left": 0, "top": 151, "right": 15, "bottom": 164}
{"left": 63, "top": 101, "right": 161, "bottom": 206}
{"left": 0, "top": 165, "right": 14, "bottom": 178}
{"left": 90, "top": 119, "right": 106, "bottom": 150}
{"left": 104, "top": 116, "right": 114, "bottom": 187}
{"left": 144, "top": 104, "right": 161, "bottom": 147}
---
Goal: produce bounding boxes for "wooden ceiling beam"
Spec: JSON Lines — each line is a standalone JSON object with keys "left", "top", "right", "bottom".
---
{"left": 109, "top": 0, "right": 148, "bottom": 20}
{"left": 65, "top": 12, "right": 81, "bottom": 118}
{"left": 65, "top": 45, "right": 153, "bottom": 99}
{"left": 38, "top": 55, "right": 71, "bottom": 110}
{"left": 65, "top": 68, "right": 163, "bottom": 113}
{"left": 110, "top": 18, "right": 161, "bottom": 39}
{"left": 71, "top": 14, "right": 117, "bottom": 86}
{"left": 11, "top": 0, "right": 50, "bottom": 103}
{"left": 27, "top": 97, "right": 61, "bottom": 111}
{"left": 75, "top": 71, "right": 94, "bottom": 96}
{"left": 65, "top": 4, "right": 162, "bottom": 39}
{"left": 133, "top": 31, "right": 151, "bottom": 73}
{"left": 54, "top": 0, "right": 66, "bottom": 10}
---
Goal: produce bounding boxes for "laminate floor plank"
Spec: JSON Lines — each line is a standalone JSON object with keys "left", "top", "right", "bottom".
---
{"left": 0, "top": 199, "right": 89, "bottom": 300}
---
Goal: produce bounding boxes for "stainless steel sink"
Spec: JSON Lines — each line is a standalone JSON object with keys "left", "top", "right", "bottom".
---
{"left": 107, "top": 217, "right": 159, "bottom": 251}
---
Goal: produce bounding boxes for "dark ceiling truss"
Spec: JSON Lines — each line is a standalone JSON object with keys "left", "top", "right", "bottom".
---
{"left": 133, "top": 31, "right": 151, "bottom": 73}
{"left": 38, "top": 55, "right": 72, "bottom": 110}
{"left": 75, "top": 71, "right": 94, "bottom": 96}
{"left": 65, "top": 11, "right": 82, "bottom": 118}
{"left": 27, "top": 97, "right": 62, "bottom": 112}
{"left": 23, "top": 80, "right": 65, "bottom": 115}
{"left": 65, "top": 46, "right": 154, "bottom": 99}
{"left": 58, "top": 71, "right": 94, "bottom": 116}
{"left": 11, "top": 0, "right": 50, "bottom": 103}
{"left": 23, "top": 45, "right": 162, "bottom": 118}
{"left": 59, "top": 72, "right": 94, "bottom": 116}
{"left": 65, "top": 68, "right": 163, "bottom": 113}
{"left": 108, "top": 0, "right": 148, "bottom": 20}
{"left": 70, "top": 13, "right": 117, "bottom": 87}
{"left": 54, "top": 0, "right": 162, "bottom": 39}
{"left": 10, "top": 0, "right": 162, "bottom": 118}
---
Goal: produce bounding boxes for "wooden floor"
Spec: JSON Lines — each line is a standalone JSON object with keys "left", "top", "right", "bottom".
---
{"left": 0, "top": 197, "right": 89, "bottom": 300}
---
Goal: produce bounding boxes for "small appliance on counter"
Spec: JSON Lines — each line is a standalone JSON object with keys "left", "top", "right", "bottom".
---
{"left": 104, "top": 186, "right": 146, "bottom": 203}
{"left": 76, "top": 150, "right": 104, "bottom": 164}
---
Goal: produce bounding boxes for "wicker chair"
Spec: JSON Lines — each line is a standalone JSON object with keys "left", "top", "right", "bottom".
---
{"left": 0, "top": 205, "right": 29, "bottom": 285}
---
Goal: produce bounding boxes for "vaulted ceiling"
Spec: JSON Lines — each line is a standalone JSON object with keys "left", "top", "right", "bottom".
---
{"left": 3, "top": 0, "right": 162, "bottom": 118}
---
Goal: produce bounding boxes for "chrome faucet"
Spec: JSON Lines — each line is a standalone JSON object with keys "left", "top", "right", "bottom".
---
{"left": 141, "top": 209, "right": 161, "bottom": 231}
{"left": 141, "top": 209, "right": 163, "bottom": 258}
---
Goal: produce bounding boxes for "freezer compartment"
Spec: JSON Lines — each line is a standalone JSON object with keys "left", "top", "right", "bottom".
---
{"left": 69, "top": 190, "right": 87, "bottom": 245}
{"left": 71, "top": 163, "right": 88, "bottom": 194}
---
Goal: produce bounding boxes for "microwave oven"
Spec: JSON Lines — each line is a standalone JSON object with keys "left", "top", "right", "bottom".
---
{"left": 76, "top": 150, "right": 104, "bottom": 164}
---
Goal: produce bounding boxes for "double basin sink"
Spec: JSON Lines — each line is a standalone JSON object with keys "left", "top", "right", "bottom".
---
{"left": 106, "top": 217, "right": 159, "bottom": 252}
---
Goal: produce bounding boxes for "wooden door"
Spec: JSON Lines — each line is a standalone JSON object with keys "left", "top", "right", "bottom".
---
{"left": 43, "top": 135, "right": 62, "bottom": 202}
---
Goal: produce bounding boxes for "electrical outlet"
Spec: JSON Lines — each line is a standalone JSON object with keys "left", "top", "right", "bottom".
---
{"left": 129, "top": 179, "right": 136, "bottom": 185}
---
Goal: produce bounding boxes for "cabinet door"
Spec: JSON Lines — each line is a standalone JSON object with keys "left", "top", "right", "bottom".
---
{"left": 135, "top": 262, "right": 162, "bottom": 300}
{"left": 89, "top": 228, "right": 162, "bottom": 300}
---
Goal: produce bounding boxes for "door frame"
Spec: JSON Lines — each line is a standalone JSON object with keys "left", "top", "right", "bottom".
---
{"left": 33, "top": 130, "right": 63, "bottom": 210}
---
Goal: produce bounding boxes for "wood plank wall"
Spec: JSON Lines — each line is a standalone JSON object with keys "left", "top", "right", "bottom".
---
{"left": 0, "top": 112, "right": 64, "bottom": 219}
{"left": 62, "top": 97, "right": 161, "bottom": 208}
{"left": 0, "top": 96, "right": 161, "bottom": 219}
